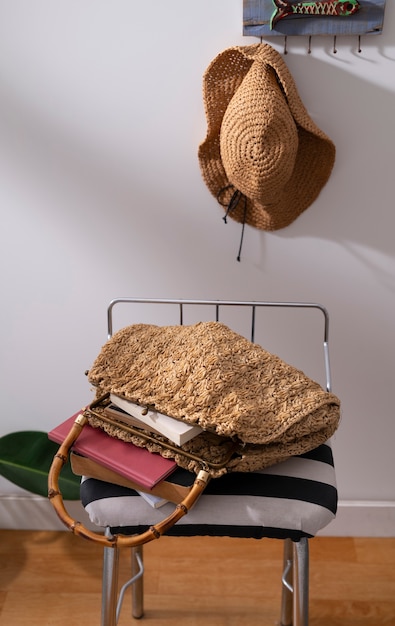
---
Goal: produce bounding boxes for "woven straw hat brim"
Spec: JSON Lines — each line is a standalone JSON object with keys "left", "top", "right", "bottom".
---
{"left": 198, "top": 44, "right": 336, "bottom": 231}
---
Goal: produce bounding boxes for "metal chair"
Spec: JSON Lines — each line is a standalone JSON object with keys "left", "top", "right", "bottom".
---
{"left": 78, "top": 298, "right": 338, "bottom": 626}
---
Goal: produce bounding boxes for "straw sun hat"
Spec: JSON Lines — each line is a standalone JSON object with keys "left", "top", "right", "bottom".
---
{"left": 198, "top": 44, "right": 336, "bottom": 237}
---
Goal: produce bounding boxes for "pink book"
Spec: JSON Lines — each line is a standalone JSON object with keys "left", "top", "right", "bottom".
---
{"left": 48, "top": 412, "right": 177, "bottom": 490}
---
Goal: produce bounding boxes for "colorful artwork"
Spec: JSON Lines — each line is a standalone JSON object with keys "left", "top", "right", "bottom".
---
{"left": 243, "top": 0, "right": 386, "bottom": 37}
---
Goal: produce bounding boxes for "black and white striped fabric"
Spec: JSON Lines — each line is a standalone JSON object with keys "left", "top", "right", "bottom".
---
{"left": 81, "top": 441, "right": 337, "bottom": 541}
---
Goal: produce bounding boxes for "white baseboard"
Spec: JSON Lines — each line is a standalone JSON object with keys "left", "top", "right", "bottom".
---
{"left": 0, "top": 494, "right": 98, "bottom": 531}
{"left": 0, "top": 495, "right": 394, "bottom": 536}
{"left": 320, "top": 500, "right": 395, "bottom": 537}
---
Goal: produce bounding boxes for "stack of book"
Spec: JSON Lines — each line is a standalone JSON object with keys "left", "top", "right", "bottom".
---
{"left": 48, "top": 397, "right": 201, "bottom": 508}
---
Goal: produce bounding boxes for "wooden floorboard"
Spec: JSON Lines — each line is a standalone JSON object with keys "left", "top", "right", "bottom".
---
{"left": 0, "top": 531, "right": 394, "bottom": 625}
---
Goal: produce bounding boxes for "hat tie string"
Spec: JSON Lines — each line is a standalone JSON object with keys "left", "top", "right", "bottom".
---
{"left": 217, "top": 185, "right": 247, "bottom": 262}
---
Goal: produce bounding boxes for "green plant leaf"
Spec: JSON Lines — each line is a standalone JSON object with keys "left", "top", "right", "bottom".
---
{"left": 0, "top": 431, "right": 80, "bottom": 500}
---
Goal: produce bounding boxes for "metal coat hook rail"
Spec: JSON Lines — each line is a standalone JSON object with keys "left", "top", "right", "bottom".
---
{"left": 276, "top": 35, "right": 363, "bottom": 55}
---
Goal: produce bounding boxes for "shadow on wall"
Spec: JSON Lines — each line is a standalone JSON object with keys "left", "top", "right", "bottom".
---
{"left": 258, "top": 49, "right": 395, "bottom": 290}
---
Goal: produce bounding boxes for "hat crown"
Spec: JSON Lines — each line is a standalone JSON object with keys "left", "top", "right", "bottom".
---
{"left": 220, "top": 62, "right": 298, "bottom": 206}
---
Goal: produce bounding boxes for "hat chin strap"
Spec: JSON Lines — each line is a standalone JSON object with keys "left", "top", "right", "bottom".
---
{"left": 217, "top": 185, "right": 247, "bottom": 262}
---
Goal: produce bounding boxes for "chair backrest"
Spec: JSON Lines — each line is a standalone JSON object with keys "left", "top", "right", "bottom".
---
{"left": 106, "top": 298, "right": 332, "bottom": 393}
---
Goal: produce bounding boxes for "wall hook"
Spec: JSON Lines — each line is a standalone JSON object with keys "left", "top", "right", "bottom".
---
{"left": 308, "top": 35, "right": 312, "bottom": 54}
{"left": 358, "top": 35, "right": 362, "bottom": 53}
{"left": 333, "top": 35, "right": 337, "bottom": 54}
{"left": 284, "top": 36, "right": 288, "bottom": 55}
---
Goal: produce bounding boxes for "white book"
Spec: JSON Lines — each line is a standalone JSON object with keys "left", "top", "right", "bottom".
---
{"left": 136, "top": 490, "right": 168, "bottom": 509}
{"left": 109, "top": 393, "right": 203, "bottom": 446}
{"left": 104, "top": 403, "right": 164, "bottom": 438}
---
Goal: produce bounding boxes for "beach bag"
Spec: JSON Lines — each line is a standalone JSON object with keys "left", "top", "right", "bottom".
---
{"left": 48, "top": 321, "right": 340, "bottom": 547}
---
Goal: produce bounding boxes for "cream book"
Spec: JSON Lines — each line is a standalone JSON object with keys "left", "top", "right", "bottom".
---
{"left": 109, "top": 393, "right": 203, "bottom": 446}
{"left": 103, "top": 403, "right": 164, "bottom": 438}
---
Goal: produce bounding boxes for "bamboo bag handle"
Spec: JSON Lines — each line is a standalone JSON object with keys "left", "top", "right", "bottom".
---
{"left": 48, "top": 410, "right": 210, "bottom": 548}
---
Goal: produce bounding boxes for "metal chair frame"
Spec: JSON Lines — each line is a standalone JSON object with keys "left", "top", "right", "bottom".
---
{"left": 96, "top": 298, "right": 333, "bottom": 626}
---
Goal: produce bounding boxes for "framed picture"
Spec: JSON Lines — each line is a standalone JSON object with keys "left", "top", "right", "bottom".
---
{"left": 243, "top": 0, "right": 386, "bottom": 37}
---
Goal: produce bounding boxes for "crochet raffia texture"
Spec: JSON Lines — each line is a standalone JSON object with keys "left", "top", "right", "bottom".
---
{"left": 88, "top": 322, "right": 340, "bottom": 476}
{"left": 198, "top": 43, "right": 336, "bottom": 231}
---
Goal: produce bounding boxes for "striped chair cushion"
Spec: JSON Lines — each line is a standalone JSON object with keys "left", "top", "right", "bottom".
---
{"left": 81, "top": 442, "right": 337, "bottom": 541}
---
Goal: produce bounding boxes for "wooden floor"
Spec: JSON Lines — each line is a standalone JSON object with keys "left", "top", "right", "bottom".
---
{"left": 0, "top": 531, "right": 394, "bottom": 625}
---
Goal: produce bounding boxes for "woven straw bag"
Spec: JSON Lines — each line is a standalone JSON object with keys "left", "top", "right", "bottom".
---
{"left": 48, "top": 321, "right": 340, "bottom": 547}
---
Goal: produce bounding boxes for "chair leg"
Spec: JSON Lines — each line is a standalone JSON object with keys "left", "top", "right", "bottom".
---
{"left": 280, "top": 539, "right": 293, "bottom": 626}
{"left": 102, "top": 543, "right": 119, "bottom": 626}
{"left": 293, "top": 537, "right": 309, "bottom": 626}
{"left": 131, "top": 545, "right": 144, "bottom": 619}
{"left": 280, "top": 538, "right": 309, "bottom": 626}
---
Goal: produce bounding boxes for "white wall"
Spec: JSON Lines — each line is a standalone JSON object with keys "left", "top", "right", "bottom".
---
{"left": 0, "top": 1, "right": 394, "bottom": 534}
